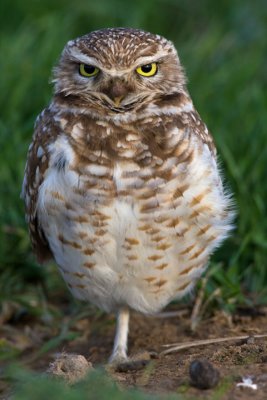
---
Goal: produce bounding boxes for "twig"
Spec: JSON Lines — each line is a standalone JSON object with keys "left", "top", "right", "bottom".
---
{"left": 152, "top": 309, "right": 189, "bottom": 319}
{"left": 160, "top": 334, "right": 267, "bottom": 356}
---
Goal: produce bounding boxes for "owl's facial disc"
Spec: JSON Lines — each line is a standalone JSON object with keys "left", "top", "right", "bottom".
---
{"left": 54, "top": 36, "right": 185, "bottom": 116}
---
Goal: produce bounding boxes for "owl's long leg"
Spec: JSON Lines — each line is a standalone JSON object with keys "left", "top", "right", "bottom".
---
{"left": 109, "top": 307, "right": 130, "bottom": 364}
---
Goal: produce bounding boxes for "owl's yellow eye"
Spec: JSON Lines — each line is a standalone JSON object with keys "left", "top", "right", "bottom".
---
{"left": 136, "top": 63, "right": 157, "bottom": 77}
{"left": 79, "top": 64, "right": 100, "bottom": 77}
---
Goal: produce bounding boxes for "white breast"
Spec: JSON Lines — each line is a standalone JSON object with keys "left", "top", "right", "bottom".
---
{"left": 36, "top": 134, "right": 233, "bottom": 314}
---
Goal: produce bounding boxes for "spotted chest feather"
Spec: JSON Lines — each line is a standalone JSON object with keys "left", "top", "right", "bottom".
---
{"left": 22, "top": 104, "right": 232, "bottom": 314}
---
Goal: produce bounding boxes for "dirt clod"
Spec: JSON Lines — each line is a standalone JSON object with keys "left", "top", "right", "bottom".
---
{"left": 115, "top": 359, "right": 151, "bottom": 373}
{"left": 189, "top": 358, "right": 220, "bottom": 389}
{"left": 47, "top": 352, "right": 93, "bottom": 384}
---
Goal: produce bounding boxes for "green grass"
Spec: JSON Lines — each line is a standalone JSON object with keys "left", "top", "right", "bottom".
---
{"left": 7, "top": 367, "right": 166, "bottom": 400}
{"left": 3, "top": 366, "right": 238, "bottom": 400}
{"left": 1, "top": 0, "right": 267, "bottom": 307}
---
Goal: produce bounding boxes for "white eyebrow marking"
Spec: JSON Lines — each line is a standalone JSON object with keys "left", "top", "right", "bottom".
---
{"left": 66, "top": 47, "right": 170, "bottom": 76}
{"left": 134, "top": 50, "right": 170, "bottom": 66}
{"left": 68, "top": 47, "right": 99, "bottom": 66}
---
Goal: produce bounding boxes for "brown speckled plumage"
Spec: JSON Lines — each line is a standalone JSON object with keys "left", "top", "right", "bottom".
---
{"left": 22, "top": 28, "right": 233, "bottom": 364}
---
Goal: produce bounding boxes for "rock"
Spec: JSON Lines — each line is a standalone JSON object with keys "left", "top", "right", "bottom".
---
{"left": 189, "top": 359, "right": 220, "bottom": 389}
{"left": 47, "top": 352, "right": 93, "bottom": 384}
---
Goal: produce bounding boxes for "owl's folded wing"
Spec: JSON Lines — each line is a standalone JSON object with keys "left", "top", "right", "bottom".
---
{"left": 21, "top": 107, "right": 60, "bottom": 263}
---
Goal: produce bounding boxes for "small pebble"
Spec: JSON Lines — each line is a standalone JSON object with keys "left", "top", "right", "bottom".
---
{"left": 189, "top": 359, "right": 220, "bottom": 389}
{"left": 247, "top": 336, "right": 255, "bottom": 345}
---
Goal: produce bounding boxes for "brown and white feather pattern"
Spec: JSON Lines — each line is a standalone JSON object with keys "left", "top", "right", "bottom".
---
{"left": 22, "top": 28, "right": 233, "bottom": 317}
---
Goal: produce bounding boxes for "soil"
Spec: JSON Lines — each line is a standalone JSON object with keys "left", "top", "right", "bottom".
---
{"left": 1, "top": 300, "right": 267, "bottom": 400}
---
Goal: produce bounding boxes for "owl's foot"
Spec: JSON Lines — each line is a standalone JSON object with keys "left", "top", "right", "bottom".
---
{"left": 106, "top": 350, "right": 128, "bottom": 372}
{"left": 109, "top": 348, "right": 128, "bottom": 365}
{"left": 109, "top": 309, "right": 155, "bottom": 372}
{"left": 111, "top": 350, "right": 155, "bottom": 373}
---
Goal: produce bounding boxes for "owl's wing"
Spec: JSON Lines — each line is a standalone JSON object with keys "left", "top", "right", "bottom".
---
{"left": 183, "top": 108, "right": 216, "bottom": 156}
{"left": 140, "top": 105, "right": 216, "bottom": 160}
{"left": 21, "top": 107, "right": 60, "bottom": 263}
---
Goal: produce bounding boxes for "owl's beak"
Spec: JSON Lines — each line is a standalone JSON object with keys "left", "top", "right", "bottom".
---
{"left": 105, "top": 79, "right": 129, "bottom": 107}
{"left": 113, "top": 96, "right": 124, "bottom": 107}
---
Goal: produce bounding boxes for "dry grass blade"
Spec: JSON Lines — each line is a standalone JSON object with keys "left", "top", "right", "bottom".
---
{"left": 152, "top": 309, "right": 189, "bottom": 319}
{"left": 190, "top": 275, "right": 209, "bottom": 331}
{"left": 160, "top": 334, "right": 267, "bottom": 355}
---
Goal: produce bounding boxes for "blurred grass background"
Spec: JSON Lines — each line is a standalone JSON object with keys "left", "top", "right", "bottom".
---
{"left": 1, "top": 0, "right": 267, "bottom": 314}
{"left": 1, "top": 0, "right": 267, "bottom": 398}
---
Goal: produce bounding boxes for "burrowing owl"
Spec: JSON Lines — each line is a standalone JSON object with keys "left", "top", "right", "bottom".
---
{"left": 22, "top": 28, "right": 233, "bottom": 364}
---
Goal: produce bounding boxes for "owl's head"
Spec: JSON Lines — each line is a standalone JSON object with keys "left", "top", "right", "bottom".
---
{"left": 53, "top": 28, "right": 186, "bottom": 119}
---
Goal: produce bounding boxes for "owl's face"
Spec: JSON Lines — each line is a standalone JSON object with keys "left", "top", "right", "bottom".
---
{"left": 53, "top": 28, "right": 186, "bottom": 118}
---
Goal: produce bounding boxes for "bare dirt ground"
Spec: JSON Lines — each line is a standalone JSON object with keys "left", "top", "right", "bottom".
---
{"left": 1, "top": 300, "right": 267, "bottom": 399}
